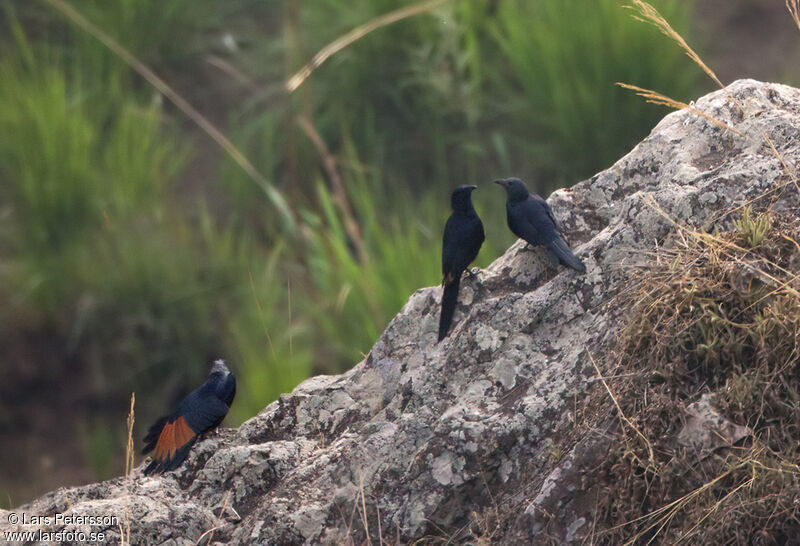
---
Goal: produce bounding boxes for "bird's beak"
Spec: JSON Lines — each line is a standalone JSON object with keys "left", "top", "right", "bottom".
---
{"left": 494, "top": 179, "right": 508, "bottom": 187}
{"left": 467, "top": 185, "right": 478, "bottom": 191}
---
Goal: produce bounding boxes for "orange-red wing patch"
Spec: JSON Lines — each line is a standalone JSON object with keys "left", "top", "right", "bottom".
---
{"left": 153, "top": 416, "right": 196, "bottom": 461}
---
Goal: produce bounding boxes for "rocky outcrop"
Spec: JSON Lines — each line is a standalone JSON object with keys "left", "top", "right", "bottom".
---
{"left": 3, "top": 79, "right": 799, "bottom": 545}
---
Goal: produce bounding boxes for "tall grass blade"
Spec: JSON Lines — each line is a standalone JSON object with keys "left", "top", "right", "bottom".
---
{"left": 615, "top": 83, "right": 743, "bottom": 135}
{"left": 627, "top": 0, "right": 723, "bottom": 88}
{"left": 298, "top": 117, "right": 365, "bottom": 262}
{"left": 1, "top": 0, "right": 34, "bottom": 68}
{"left": 286, "top": 0, "right": 450, "bottom": 92}
{"left": 43, "top": 0, "right": 297, "bottom": 234}
{"left": 788, "top": 0, "right": 800, "bottom": 33}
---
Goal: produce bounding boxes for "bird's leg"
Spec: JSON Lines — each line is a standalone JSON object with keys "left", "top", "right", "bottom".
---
{"left": 464, "top": 267, "right": 480, "bottom": 279}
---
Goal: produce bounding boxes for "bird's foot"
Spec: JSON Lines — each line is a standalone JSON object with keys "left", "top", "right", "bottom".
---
{"left": 465, "top": 267, "right": 480, "bottom": 279}
{"left": 520, "top": 243, "right": 532, "bottom": 252}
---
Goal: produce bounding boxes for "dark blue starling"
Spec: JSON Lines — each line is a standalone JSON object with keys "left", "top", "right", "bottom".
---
{"left": 439, "top": 185, "right": 485, "bottom": 342}
{"left": 495, "top": 177, "right": 586, "bottom": 273}
{"left": 142, "top": 359, "right": 236, "bottom": 475}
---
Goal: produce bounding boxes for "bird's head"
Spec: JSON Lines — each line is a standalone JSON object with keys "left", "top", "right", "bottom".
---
{"left": 494, "top": 177, "right": 529, "bottom": 202}
{"left": 450, "top": 184, "right": 478, "bottom": 212}
{"left": 209, "top": 359, "right": 231, "bottom": 377}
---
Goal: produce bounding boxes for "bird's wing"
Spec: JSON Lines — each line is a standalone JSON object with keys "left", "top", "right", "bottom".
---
{"left": 475, "top": 218, "right": 486, "bottom": 246}
{"left": 151, "top": 414, "right": 197, "bottom": 462}
{"left": 511, "top": 199, "right": 555, "bottom": 246}
{"left": 181, "top": 393, "right": 231, "bottom": 433}
{"left": 221, "top": 374, "right": 236, "bottom": 408}
{"left": 142, "top": 415, "right": 170, "bottom": 454}
{"left": 538, "top": 197, "right": 562, "bottom": 233}
{"left": 142, "top": 387, "right": 231, "bottom": 475}
{"left": 142, "top": 411, "right": 199, "bottom": 475}
{"left": 442, "top": 216, "right": 459, "bottom": 282}
{"left": 463, "top": 218, "right": 485, "bottom": 266}
{"left": 447, "top": 217, "right": 485, "bottom": 278}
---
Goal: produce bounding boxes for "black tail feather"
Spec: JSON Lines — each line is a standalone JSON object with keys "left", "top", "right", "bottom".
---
{"left": 438, "top": 276, "right": 462, "bottom": 342}
{"left": 548, "top": 236, "right": 586, "bottom": 273}
{"left": 142, "top": 415, "right": 170, "bottom": 455}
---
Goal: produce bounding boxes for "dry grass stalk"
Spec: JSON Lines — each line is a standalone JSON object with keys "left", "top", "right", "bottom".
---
{"left": 286, "top": 0, "right": 450, "bottom": 92}
{"left": 621, "top": 459, "right": 753, "bottom": 545}
{"left": 358, "top": 473, "right": 373, "bottom": 546}
{"left": 248, "top": 269, "right": 277, "bottom": 360}
{"left": 788, "top": 0, "right": 800, "bottom": 33}
{"left": 622, "top": 0, "right": 800, "bottom": 203}
{"left": 120, "top": 393, "right": 135, "bottom": 546}
{"left": 194, "top": 490, "right": 233, "bottom": 545}
{"left": 600, "top": 202, "right": 800, "bottom": 542}
{"left": 615, "top": 83, "right": 743, "bottom": 136}
{"left": 204, "top": 55, "right": 259, "bottom": 92}
{"left": 763, "top": 133, "right": 800, "bottom": 190}
{"left": 626, "top": 0, "right": 723, "bottom": 88}
{"left": 298, "top": 117, "right": 367, "bottom": 262}
{"left": 621, "top": 452, "right": 800, "bottom": 545}
{"left": 642, "top": 195, "right": 800, "bottom": 301}
{"left": 588, "top": 351, "right": 655, "bottom": 470}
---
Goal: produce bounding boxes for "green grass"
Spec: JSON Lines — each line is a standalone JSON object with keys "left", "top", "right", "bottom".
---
{"left": 0, "top": 15, "right": 312, "bottom": 485}
{"left": 0, "top": 60, "right": 98, "bottom": 255}
{"left": 301, "top": 139, "right": 510, "bottom": 365}
{"left": 733, "top": 205, "right": 772, "bottom": 247}
{"left": 306, "top": 174, "right": 442, "bottom": 363}
{"left": 490, "top": 0, "right": 697, "bottom": 188}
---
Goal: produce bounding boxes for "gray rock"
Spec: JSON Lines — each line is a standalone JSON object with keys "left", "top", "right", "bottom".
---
{"left": 677, "top": 394, "right": 751, "bottom": 460}
{"left": 3, "top": 79, "right": 799, "bottom": 545}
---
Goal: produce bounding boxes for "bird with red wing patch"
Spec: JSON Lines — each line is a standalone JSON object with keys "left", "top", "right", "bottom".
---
{"left": 142, "top": 359, "right": 236, "bottom": 475}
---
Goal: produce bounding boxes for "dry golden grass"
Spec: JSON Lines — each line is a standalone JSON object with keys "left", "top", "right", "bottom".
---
{"left": 615, "top": 83, "right": 743, "bottom": 136}
{"left": 788, "top": 0, "right": 800, "bottom": 33}
{"left": 194, "top": 491, "right": 234, "bottom": 545}
{"left": 120, "top": 393, "right": 135, "bottom": 546}
{"left": 626, "top": 0, "right": 723, "bottom": 88}
{"left": 589, "top": 351, "right": 655, "bottom": 470}
{"left": 617, "top": 451, "right": 800, "bottom": 545}
{"left": 621, "top": 0, "right": 800, "bottom": 200}
{"left": 595, "top": 206, "right": 800, "bottom": 543}
{"left": 335, "top": 471, "right": 403, "bottom": 546}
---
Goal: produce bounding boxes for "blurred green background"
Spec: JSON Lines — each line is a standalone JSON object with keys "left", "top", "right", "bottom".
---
{"left": 1, "top": 0, "right": 798, "bottom": 506}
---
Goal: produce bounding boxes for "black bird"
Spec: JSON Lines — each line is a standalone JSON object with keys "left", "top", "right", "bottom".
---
{"left": 495, "top": 177, "right": 586, "bottom": 273}
{"left": 142, "top": 359, "right": 236, "bottom": 475}
{"left": 439, "top": 185, "right": 485, "bottom": 342}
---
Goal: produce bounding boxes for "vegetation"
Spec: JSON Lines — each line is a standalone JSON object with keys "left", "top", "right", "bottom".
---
{"left": 0, "top": 0, "right": 700, "bottom": 502}
{"left": 594, "top": 206, "right": 800, "bottom": 543}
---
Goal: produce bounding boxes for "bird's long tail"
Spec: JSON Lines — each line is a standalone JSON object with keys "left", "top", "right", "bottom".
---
{"left": 547, "top": 236, "right": 586, "bottom": 273}
{"left": 438, "top": 274, "right": 462, "bottom": 342}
